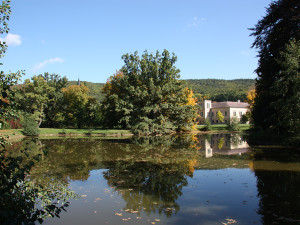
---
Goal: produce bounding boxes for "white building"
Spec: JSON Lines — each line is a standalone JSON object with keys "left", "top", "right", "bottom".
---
{"left": 198, "top": 100, "right": 249, "bottom": 124}
{"left": 197, "top": 134, "right": 250, "bottom": 158}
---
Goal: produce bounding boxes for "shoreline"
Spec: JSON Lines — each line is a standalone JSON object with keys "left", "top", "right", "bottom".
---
{"left": 0, "top": 128, "right": 242, "bottom": 141}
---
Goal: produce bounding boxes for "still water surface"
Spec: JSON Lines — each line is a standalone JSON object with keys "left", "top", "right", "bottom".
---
{"left": 7, "top": 134, "right": 300, "bottom": 225}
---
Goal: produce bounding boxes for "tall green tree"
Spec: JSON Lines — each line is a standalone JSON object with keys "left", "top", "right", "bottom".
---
{"left": 41, "top": 73, "right": 68, "bottom": 127}
{"left": 14, "top": 73, "right": 68, "bottom": 128}
{"left": 14, "top": 75, "right": 54, "bottom": 127}
{"left": 269, "top": 40, "right": 300, "bottom": 134}
{"left": 250, "top": 0, "right": 300, "bottom": 134}
{"left": 101, "top": 50, "right": 197, "bottom": 134}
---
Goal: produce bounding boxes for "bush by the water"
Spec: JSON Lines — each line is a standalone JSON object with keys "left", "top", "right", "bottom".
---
{"left": 227, "top": 117, "right": 240, "bottom": 131}
{"left": 201, "top": 119, "right": 212, "bottom": 131}
{"left": 22, "top": 115, "right": 40, "bottom": 136}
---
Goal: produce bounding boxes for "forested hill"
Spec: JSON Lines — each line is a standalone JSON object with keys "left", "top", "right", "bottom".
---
{"left": 68, "top": 79, "right": 255, "bottom": 102}
{"left": 68, "top": 81, "right": 105, "bottom": 101}
{"left": 185, "top": 79, "right": 255, "bottom": 101}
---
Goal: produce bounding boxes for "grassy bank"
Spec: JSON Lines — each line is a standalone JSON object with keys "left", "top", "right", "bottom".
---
{"left": 196, "top": 124, "right": 251, "bottom": 131}
{"left": 0, "top": 128, "right": 132, "bottom": 138}
{"left": 0, "top": 124, "right": 251, "bottom": 139}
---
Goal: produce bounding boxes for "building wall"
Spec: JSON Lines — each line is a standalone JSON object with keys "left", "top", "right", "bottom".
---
{"left": 198, "top": 101, "right": 249, "bottom": 124}
{"left": 210, "top": 107, "right": 230, "bottom": 124}
{"left": 198, "top": 100, "right": 212, "bottom": 123}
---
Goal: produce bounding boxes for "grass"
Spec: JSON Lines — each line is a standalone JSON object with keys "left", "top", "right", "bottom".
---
{"left": 0, "top": 124, "right": 252, "bottom": 138}
{"left": 0, "top": 128, "right": 132, "bottom": 137}
{"left": 196, "top": 124, "right": 251, "bottom": 131}
{"left": 40, "top": 128, "right": 131, "bottom": 135}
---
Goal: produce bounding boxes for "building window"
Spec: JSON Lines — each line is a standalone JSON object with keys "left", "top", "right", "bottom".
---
{"left": 225, "top": 111, "right": 227, "bottom": 116}
{"left": 207, "top": 103, "right": 210, "bottom": 108}
{"left": 201, "top": 112, "right": 203, "bottom": 116}
{"left": 233, "top": 111, "right": 236, "bottom": 116}
{"left": 239, "top": 111, "right": 243, "bottom": 116}
{"left": 216, "top": 120, "right": 218, "bottom": 123}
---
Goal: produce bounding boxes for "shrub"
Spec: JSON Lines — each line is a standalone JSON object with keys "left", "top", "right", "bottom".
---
{"left": 202, "top": 119, "right": 212, "bottom": 131}
{"left": 227, "top": 117, "right": 240, "bottom": 131}
{"left": 22, "top": 115, "right": 40, "bottom": 136}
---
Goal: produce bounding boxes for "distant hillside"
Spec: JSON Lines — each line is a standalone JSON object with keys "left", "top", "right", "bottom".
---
{"left": 68, "top": 79, "right": 255, "bottom": 102}
{"left": 67, "top": 81, "right": 105, "bottom": 102}
{"left": 185, "top": 79, "right": 255, "bottom": 102}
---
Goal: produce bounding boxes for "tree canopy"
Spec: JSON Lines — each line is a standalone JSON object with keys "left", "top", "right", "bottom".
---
{"left": 250, "top": 0, "right": 300, "bottom": 135}
{"left": 101, "top": 50, "right": 198, "bottom": 134}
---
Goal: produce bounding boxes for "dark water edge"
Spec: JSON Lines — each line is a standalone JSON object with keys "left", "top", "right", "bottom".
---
{"left": 2, "top": 134, "right": 300, "bottom": 225}
{"left": 243, "top": 128, "right": 300, "bottom": 148}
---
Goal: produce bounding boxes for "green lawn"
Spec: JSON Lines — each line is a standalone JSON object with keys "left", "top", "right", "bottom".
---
{"left": 0, "top": 128, "right": 132, "bottom": 137}
{"left": 196, "top": 124, "right": 251, "bottom": 131}
{"left": 1, "top": 124, "right": 251, "bottom": 138}
{"left": 39, "top": 128, "right": 131, "bottom": 135}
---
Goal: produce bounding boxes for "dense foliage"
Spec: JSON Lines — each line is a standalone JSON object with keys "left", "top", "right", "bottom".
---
{"left": 22, "top": 114, "right": 40, "bottom": 136}
{"left": 12, "top": 73, "right": 101, "bottom": 129}
{"left": 14, "top": 75, "right": 57, "bottom": 127}
{"left": 101, "top": 50, "right": 198, "bottom": 134}
{"left": 250, "top": 0, "right": 300, "bottom": 135}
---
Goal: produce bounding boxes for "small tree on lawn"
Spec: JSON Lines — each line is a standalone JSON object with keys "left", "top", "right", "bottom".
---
{"left": 227, "top": 117, "right": 240, "bottom": 131}
{"left": 202, "top": 118, "right": 212, "bottom": 131}
{"left": 217, "top": 110, "right": 224, "bottom": 123}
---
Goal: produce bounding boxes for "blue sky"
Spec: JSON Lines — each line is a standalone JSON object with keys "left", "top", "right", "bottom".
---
{"left": 1, "top": 0, "right": 272, "bottom": 83}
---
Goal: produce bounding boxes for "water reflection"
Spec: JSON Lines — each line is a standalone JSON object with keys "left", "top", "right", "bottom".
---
{"left": 3, "top": 134, "right": 300, "bottom": 225}
{"left": 255, "top": 170, "right": 300, "bottom": 224}
{"left": 1, "top": 138, "right": 77, "bottom": 225}
{"left": 198, "top": 133, "right": 249, "bottom": 158}
{"left": 103, "top": 161, "right": 191, "bottom": 216}
{"left": 250, "top": 147, "right": 300, "bottom": 224}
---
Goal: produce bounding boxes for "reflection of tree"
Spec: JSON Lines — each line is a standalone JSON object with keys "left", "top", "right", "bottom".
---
{"left": 103, "top": 160, "right": 193, "bottom": 217}
{"left": 31, "top": 138, "right": 103, "bottom": 183}
{"left": 255, "top": 170, "right": 300, "bottom": 225}
{"left": 218, "top": 138, "right": 224, "bottom": 149}
{"left": 100, "top": 135, "right": 200, "bottom": 217}
{"left": 129, "top": 134, "right": 200, "bottom": 151}
{"left": 230, "top": 134, "right": 242, "bottom": 147}
{"left": 251, "top": 147, "right": 300, "bottom": 224}
{"left": 0, "top": 138, "right": 77, "bottom": 225}
{"left": 4, "top": 135, "right": 200, "bottom": 220}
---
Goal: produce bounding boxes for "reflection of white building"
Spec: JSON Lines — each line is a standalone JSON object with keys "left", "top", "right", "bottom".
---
{"left": 198, "top": 134, "right": 249, "bottom": 158}
{"left": 198, "top": 100, "right": 249, "bottom": 124}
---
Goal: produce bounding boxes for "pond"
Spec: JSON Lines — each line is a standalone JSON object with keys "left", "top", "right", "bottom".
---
{"left": 2, "top": 133, "right": 300, "bottom": 225}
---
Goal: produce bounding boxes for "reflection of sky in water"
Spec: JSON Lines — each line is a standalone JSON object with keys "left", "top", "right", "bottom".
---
{"left": 44, "top": 168, "right": 260, "bottom": 225}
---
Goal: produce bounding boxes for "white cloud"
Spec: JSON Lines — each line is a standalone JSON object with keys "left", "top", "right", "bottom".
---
{"left": 187, "top": 17, "right": 207, "bottom": 28}
{"left": 32, "top": 57, "right": 64, "bottom": 72}
{"left": 0, "top": 33, "right": 22, "bottom": 46}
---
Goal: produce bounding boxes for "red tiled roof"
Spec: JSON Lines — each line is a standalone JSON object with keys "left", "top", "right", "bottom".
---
{"left": 211, "top": 101, "right": 249, "bottom": 108}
